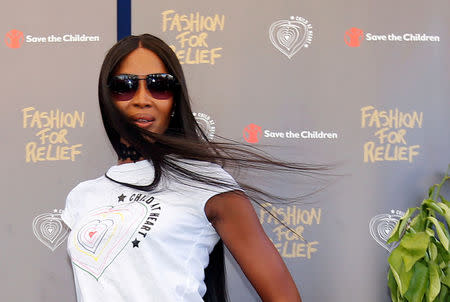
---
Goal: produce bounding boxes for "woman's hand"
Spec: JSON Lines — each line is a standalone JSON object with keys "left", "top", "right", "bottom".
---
{"left": 205, "top": 191, "right": 302, "bottom": 302}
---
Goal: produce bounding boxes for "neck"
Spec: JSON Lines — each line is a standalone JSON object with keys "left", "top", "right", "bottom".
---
{"left": 117, "top": 142, "right": 144, "bottom": 164}
{"left": 118, "top": 158, "right": 144, "bottom": 165}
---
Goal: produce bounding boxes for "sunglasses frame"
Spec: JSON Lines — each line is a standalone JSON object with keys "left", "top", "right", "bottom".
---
{"left": 107, "top": 73, "right": 178, "bottom": 101}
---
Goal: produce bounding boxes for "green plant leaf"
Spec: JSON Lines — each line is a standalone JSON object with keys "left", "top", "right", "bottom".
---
{"left": 426, "top": 228, "right": 435, "bottom": 237}
{"left": 429, "top": 242, "right": 438, "bottom": 262}
{"left": 388, "top": 223, "right": 402, "bottom": 244}
{"left": 426, "top": 261, "right": 441, "bottom": 302}
{"left": 404, "top": 261, "right": 429, "bottom": 302}
{"left": 397, "top": 288, "right": 405, "bottom": 302}
{"left": 435, "top": 202, "right": 449, "bottom": 213}
{"left": 442, "top": 199, "right": 450, "bottom": 208}
{"left": 442, "top": 263, "right": 450, "bottom": 288}
{"left": 436, "top": 284, "right": 448, "bottom": 302}
{"left": 434, "top": 202, "right": 450, "bottom": 229}
{"left": 423, "top": 199, "right": 445, "bottom": 216}
{"left": 399, "top": 232, "right": 431, "bottom": 271}
{"left": 434, "top": 239, "right": 450, "bottom": 264}
{"left": 440, "top": 195, "right": 449, "bottom": 205}
{"left": 438, "top": 220, "right": 450, "bottom": 245}
{"left": 427, "top": 217, "right": 449, "bottom": 251}
{"left": 428, "top": 185, "right": 436, "bottom": 198}
{"left": 388, "top": 207, "right": 417, "bottom": 243}
{"left": 389, "top": 248, "right": 414, "bottom": 295}
{"left": 410, "top": 211, "right": 427, "bottom": 233}
{"left": 388, "top": 269, "right": 399, "bottom": 302}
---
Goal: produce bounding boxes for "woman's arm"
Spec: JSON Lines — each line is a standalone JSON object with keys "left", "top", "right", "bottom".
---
{"left": 205, "top": 191, "right": 302, "bottom": 302}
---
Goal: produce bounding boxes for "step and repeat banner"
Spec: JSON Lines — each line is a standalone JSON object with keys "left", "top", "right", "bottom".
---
{"left": 1, "top": 0, "right": 448, "bottom": 301}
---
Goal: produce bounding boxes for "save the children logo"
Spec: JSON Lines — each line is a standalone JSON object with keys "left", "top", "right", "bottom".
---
{"left": 32, "top": 209, "right": 69, "bottom": 252}
{"left": 345, "top": 27, "right": 364, "bottom": 47}
{"left": 5, "top": 29, "right": 24, "bottom": 48}
{"left": 369, "top": 209, "right": 405, "bottom": 252}
{"left": 5, "top": 29, "right": 100, "bottom": 48}
{"left": 345, "top": 27, "right": 440, "bottom": 47}
{"left": 243, "top": 123, "right": 338, "bottom": 144}
{"left": 243, "top": 123, "right": 262, "bottom": 143}
{"left": 269, "top": 16, "right": 313, "bottom": 59}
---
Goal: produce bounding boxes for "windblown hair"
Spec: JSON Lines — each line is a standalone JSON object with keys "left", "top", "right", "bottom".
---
{"left": 98, "top": 34, "right": 329, "bottom": 302}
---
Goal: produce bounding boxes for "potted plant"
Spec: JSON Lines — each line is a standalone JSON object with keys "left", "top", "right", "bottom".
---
{"left": 387, "top": 166, "right": 449, "bottom": 302}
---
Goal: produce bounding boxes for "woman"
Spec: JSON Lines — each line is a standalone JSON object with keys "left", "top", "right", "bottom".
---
{"left": 62, "top": 34, "right": 304, "bottom": 302}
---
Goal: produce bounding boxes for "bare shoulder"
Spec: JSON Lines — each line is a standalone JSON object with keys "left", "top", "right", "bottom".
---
{"left": 204, "top": 190, "right": 252, "bottom": 223}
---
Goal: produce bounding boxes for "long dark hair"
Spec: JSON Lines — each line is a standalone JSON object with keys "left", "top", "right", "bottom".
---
{"left": 98, "top": 34, "right": 329, "bottom": 302}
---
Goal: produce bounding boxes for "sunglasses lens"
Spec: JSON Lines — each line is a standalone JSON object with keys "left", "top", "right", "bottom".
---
{"left": 108, "top": 75, "right": 138, "bottom": 101}
{"left": 147, "top": 74, "right": 176, "bottom": 100}
{"left": 108, "top": 74, "right": 177, "bottom": 101}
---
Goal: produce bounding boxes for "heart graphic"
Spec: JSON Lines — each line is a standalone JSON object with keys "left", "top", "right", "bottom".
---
{"left": 69, "top": 202, "right": 148, "bottom": 280}
{"left": 41, "top": 220, "right": 59, "bottom": 242}
{"left": 78, "top": 219, "right": 114, "bottom": 254}
{"left": 277, "top": 27, "right": 299, "bottom": 50}
{"left": 269, "top": 19, "right": 312, "bottom": 59}
{"left": 369, "top": 213, "right": 402, "bottom": 252}
{"left": 32, "top": 212, "right": 69, "bottom": 252}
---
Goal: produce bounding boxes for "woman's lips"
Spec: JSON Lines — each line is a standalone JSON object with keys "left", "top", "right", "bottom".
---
{"left": 131, "top": 114, "right": 155, "bottom": 128}
{"left": 134, "top": 119, "right": 154, "bottom": 127}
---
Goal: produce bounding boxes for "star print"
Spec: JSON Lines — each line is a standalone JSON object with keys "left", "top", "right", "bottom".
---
{"left": 132, "top": 238, "right": 140, "bottom": 248}
{"left": 118, "top": 194, "right": 126, "bottom": 202}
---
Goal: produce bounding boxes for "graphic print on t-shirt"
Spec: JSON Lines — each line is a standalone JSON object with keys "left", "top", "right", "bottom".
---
{"left": 77, "top": 219, "right": 114, "bottom": 254}
{"left": 70, "top": 201, "right": 148, "bottom": 280}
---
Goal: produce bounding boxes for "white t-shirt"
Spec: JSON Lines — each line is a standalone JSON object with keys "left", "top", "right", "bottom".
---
{"left": 61, "top": 159, "right": 240, "bottom": 302}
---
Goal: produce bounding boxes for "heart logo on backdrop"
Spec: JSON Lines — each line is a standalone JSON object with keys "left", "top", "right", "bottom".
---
{"left": 269, "top": 16, "right": 313, "bottom": 59}
{"left": 32, "top": 210, "right": 69, "bottom": 252}
{"left": 69, "top": 202, "right": 147, "bottom": 280}
{"left": 369, "top": 212, "right": 403, "bottom": 252}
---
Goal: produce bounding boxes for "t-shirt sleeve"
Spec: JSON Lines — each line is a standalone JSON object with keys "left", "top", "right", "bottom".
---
{"left": 203, "top": 165, "right": 241, "bottom": 196}
{"left": 61, "top": 186, "right": 81, "bottom": 229}
{"left": 184, "top": 162, "right": 244, "bottom": 218}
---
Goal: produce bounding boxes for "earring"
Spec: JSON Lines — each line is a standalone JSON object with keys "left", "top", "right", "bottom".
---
{"left": 170, "top": 111, "right": 175, "bottom": 117}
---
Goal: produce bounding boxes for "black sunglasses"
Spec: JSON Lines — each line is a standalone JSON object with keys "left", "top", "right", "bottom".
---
{"left": 108, "top": 73, "right": 178, "bottom": 101}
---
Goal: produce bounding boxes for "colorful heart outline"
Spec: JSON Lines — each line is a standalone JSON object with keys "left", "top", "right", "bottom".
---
{"left": 77, "top": 219, "right": 114, "bottom": 254}
{"left": 69, "top": 202, "right": 148, "bottom": 280}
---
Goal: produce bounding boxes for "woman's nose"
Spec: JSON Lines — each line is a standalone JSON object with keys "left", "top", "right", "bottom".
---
{"left": 131, "top": 80, "right": 154, "bottom": 107}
